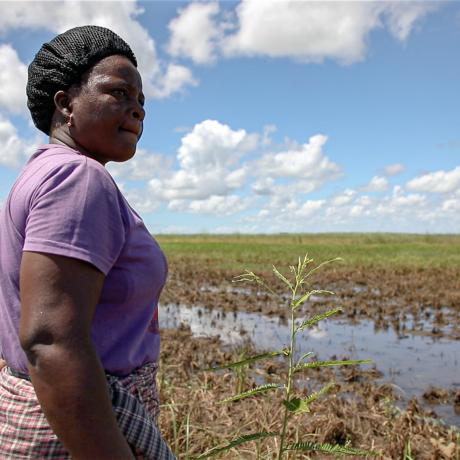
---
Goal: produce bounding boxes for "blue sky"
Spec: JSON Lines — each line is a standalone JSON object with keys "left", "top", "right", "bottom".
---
{"left": 0, "top": 1, "right": 459, "bottom": 233}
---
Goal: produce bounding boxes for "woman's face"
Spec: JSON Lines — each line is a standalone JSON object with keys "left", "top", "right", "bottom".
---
{"left": 67, "top": 54, "right": 145, "bottom": 164}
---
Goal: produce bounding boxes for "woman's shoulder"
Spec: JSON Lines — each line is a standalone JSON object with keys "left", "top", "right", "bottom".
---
{"left": 29, "top": 144, "right": 106, "bottom": 171}
{"left": 25, "top": 144, "right": 117, "bottom": 192}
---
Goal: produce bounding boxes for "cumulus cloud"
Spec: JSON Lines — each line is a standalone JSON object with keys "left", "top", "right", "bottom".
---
{"left": 331, "top": 189, "right": 356, "bottom": 206}
{"left": 383, "top": 163, "right": 405, "bottom": 177}
{"left": 149, "top": 63, "right": 198, "bottom": 99}
{"left": 167, "top": 1, "right": 436, "bottom": 65}
{"left": 375, "top": 187, "right": 427, "bottom": 215}
{"left": 178, "top": 119, "right": 257, "bottom": 170}
{"left": 223, "top": 1, "right": 380, "bottom": 63}
{"left": 406, "top": 166, "right": 460, "bottom": 194}
{"left": 0, "top": 44, "right": 27, "bottom": 114}
{"left": 146, "top": 119, "right": 257, "bottom": 203}
{"left": 252, "top": 177, "right": 275, "bottom": 195}
{"left": 442, "top": 197, "right": 460, "bottom": 212}
{"left": 295, "top": 199, "right": 325, "bottom": 218}
{"left": 169, "top": 194, "right": 249, "bottom": 215}
{"left": 0, "top": 115, "right": 41, "bottom": 168}
{"left": 363, "top": 175, "right": 389, "bottom": 192}
{"left": 107, "top": 148, "right": 172, "bottom": 181}
{"left": 258, "top": 134, "right": 340, "bottom": 181}
{"left": 167, "top": 2, "right": 222, "bottom": 64}
{"left": 118, "top": 185, "right": 161, "bottom": 214}
{"left": 0, "top": 1, "right": 196, "bottom": 99}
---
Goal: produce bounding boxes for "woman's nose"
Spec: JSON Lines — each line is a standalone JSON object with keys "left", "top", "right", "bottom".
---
{"left": 132, "top": 102, "right": 145, "bottom": 121}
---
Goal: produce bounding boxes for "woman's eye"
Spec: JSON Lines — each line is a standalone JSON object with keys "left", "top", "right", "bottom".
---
{"left": 112, "top": 89, "right": 126, "bottom": 97}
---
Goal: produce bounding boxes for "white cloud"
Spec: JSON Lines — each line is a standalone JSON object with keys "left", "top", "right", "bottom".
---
{"left": 0, "top": 44, "right": 27, "bottom": 114}
{"left": 147, "top": 119, "right": 257, "bottom": 202}
{"left": 442, "top": 197, "right": 460, "bottom": 212}
{"left": 383, "top": 163, "right": 405, "bottom": 177}
{"left": 178, "top": 119, "right": 257, "bottom": 170}
{"left": 376, "top": 192, "right": 426, "bottom": 214}
{"left": 262, "top": 124, "right": 277, "bottom": 146}
{"left": 356, "top": 195, "right": 372, "bottom": 207}
{"left": 383, "top": 2, "right": 436, "bottom": 41}
{"left": 169, "top": 194, "right": 249, "bottom": 215}
{"left": 223, "top": 1, "right": 381, "bottom": 64}
{"left": 0, "top": 115, "right": 41, "bottom": 168}
{"left": 0, "top": 1, "right": 195, "bottom": 99}
{"left": 167, "top": 2, "right": 222, "bottom": 64}
{"left": 119, "top": 185, "right": 161, "bottom": 214}
{"left": 406, "top": 166, "right": 460, "bottom": 194}
{"left": 252, "top": 177, "right": 275, "bottom": 195}
{"left": 331, "top": 188, "right": 356, "bottom": 206}
{"left": 107, "top": 148, "right": 171, "bottom": 181}
{"left": 149, "top": 63, "right": 198, "bottom": 99}
{"left": 363, "top": 175, "right": 389, "bottom": 192}
{"left": 258, "top": 134, "right": 340, "bottom": 181}
{"left": 295, "top": 199, "right": 325, "bottom": 218}
{"left": 350, "top": 205, "right": 364, "bottom": 217}
{"left": 167, "top": 1, "right": 436, "bottom": 65}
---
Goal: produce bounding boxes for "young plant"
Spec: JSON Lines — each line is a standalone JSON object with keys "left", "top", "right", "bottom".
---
{"left": 197, "top": 254, "right": 376, "bottom": 459}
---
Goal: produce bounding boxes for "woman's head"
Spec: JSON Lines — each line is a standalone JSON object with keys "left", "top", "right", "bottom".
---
{"left": 27, "top": 25, "right": 145, "bottom": 163}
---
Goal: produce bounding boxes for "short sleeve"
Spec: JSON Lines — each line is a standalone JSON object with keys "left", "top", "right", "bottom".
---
{"left": 23, "top": 158, "right": 125, "bottom": 275}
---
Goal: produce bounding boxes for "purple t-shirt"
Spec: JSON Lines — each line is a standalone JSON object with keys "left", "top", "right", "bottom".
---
{"left": 0, "top": 144, "right": 167, "bottom": 376}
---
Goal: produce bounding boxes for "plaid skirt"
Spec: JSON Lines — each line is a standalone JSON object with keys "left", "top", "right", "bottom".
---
{"left": 0, "top": 363, "right": 176, "bottom": 459}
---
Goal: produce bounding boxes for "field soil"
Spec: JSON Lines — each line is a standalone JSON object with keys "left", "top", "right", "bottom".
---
{"left": 158, "top": 327, "right": 459, "bottom": 459}
{"left": 156, "top": 235, "right": 460, "bottom": 458}
{"left": 162, "top": 260, "right": 460, "bottom": 340}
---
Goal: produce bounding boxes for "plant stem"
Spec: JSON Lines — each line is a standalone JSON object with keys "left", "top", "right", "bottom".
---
{"left": 277, "top": 284, "right": 298, "bottom": 460}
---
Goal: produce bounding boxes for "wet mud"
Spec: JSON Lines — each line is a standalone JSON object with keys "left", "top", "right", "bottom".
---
{"left": 158, "top": 258, "right": 459, "bottom": 457}
{"left": 161, "top": 261, "right": 460, "bottom": 339}
{"left": 158, "top": 327, "right": 459, "bottom": 459}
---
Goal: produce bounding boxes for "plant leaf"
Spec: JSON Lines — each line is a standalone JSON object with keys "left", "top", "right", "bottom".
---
{"left": 283, "top": 441, "right": 377, "bottom": 456}
{"left": 296, "top": 352, "right": 315, "bottom": 367}
{"left": 283, "top": 397, "right": 310, "bottom": 414}
{"left": 283, "top": 382, "right": 335, "bottom": 414}
{"left": 194, "top": 432, "right": 279, "bottom": 459}
{"left": 302, "top": 381, "right": 336, "bottom": 405}
{"left": 305, "top": 257, "right": 343, "bottom": 279}
{"left": 220, "top": 384, "right": 283, "bottom": 403}
{"left": 233, "top": 270, "right": 279, "bottom": 297}
{"left": 292, "top": 290, "right": 335, "bottom": 310}
{"left": 203, "top": 349, "right": 288, "bottom": 372}
{"left": 296, "top": 307, "right": 343, "bottom": 330}
{"left": 272, "top": 265, "right": 293, "bottom": 291}
{"left": 294, "top": 359, "right": 372, "bottom": 373}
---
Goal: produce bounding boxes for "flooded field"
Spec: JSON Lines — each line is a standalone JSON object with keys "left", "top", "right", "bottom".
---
{"left": 156, "top": 234, "right": 460, "bottom": 458}
{"left": 161, "top": 303, "right": 460, "bottom": 426}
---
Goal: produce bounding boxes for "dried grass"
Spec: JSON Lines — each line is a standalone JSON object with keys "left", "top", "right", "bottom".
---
{"left": 158, "top": 327, "right": 459, "bottom": 459}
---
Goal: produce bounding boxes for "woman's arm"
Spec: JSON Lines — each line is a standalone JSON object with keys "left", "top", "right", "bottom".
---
{"left": 19, "top": 251, "right": 135, "bottom": 460}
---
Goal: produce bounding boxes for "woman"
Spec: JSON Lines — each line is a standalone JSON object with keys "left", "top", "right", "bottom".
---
{"left": 0, "top": 26, "right": 175, "bottom": 459}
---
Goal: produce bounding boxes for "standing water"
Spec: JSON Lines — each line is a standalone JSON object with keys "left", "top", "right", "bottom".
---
{"left": 161, "top": 303, "right": 460, "bottom": 427}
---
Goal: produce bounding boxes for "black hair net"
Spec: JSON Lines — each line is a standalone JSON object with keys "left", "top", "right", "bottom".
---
{"left": 27, "top": 25, "right": 137, "bottom": 135}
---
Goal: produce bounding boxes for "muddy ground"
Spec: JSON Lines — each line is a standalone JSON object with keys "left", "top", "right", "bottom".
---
{"left": 158, "top": 327, "right": 459, "bottom": 459}
{"left": 157, "top": 259, "right": 459, "bottom": 458}
{"left": 161, "top": 261, "right": 460, "bottom": 340}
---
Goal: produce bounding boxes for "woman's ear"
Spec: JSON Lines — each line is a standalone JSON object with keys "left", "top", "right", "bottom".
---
{"left": 53, "top": 90, "right": 72, "bottom": 119}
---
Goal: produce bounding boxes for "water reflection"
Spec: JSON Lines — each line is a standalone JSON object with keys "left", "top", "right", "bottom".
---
{"left": 161, "top": 303, "right": 460, "bottom": 426}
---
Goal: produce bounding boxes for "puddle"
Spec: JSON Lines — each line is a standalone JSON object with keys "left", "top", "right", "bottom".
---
{"left": 160, "top": 303, "right": 460, "bottom": 427}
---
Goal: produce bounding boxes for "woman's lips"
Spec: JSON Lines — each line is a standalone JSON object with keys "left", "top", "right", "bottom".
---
{"left": 119, "top": 127, "right": 140, "bottom": 139}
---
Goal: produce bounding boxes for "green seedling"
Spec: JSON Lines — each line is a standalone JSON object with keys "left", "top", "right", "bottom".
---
{"left": 197, "top": 254, "right": 377, "bottom": 459}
